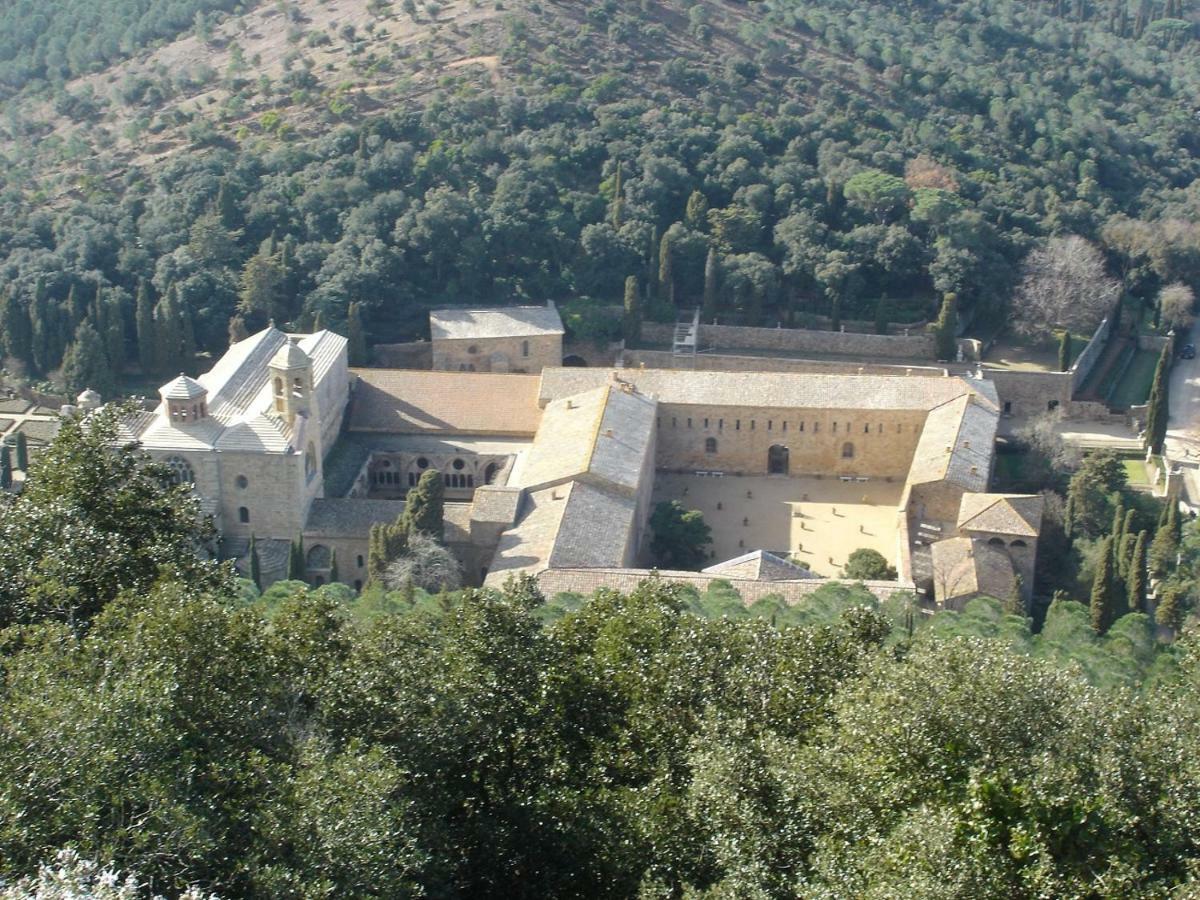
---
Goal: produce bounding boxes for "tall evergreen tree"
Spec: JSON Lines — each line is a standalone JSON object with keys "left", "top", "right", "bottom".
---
{"left": 227, "top": 314, "right": 249, "bottom": 345}
{"left": 685, "top": 190, "right": 708, "bottom": 230}
{"left": 404, "top": 470, "right": 445, "bottom": 541}
{"left": 0, "top": 287, "right": 32, "bottom": 365}
{"left": 1058, "top": 330, "right": 1072, "bottom": 372}
{"left": 623, "top": 275, "right": 642, "bottom": 344}
{"left": 0, "top": 445, "right": 11, "bottom": 490}
{"left": 102, "top": 293, "right": 126, "bottom": 374}
{"left": 658, "top": 231, "right": 675, "bottom": 308}
{"left": 288, "top": 534, "right": 305, "bottom": 581}
{"left": 874, "top": 296, "right": 890, "bottom": 335}
{"left": 933, "top": 293, "right": 958, "bottom": 361}
{"left": 1149, "top": 507, "right": 1180, "bottom": 578}
{"left": 135, "top": 281, "right": 156, "bottom": 373}
{"left": 1144, "top": 345, "right": 1170, "bottom": 454}
{"left": 61, "top": 319, "right": 114, "bottom": 398}
{"left": 1089, "top": 535, "right": 1121, "bottom": 634}
{"left": 66, "top": 284, "right": 86, "bottom": 326}
{"left": 248, "top": 534, "right": 262, "bottom": 590}
{"left": 329, "top": 549, "right": 339, "bottom": 584}
{"left": 646, "top": 226, "right": 659, "bottom": 300}
{"left": 610, "top": 160, "right": 623, "bottom": 229}
{"left": 702, "top": 247, "right": 719, "bottom": 321}
{"left": 30, "top": 279, "right": 58, "bottom": 374}
{"left": 1127, "top": 530, "right": 1148, "bottom": 613}
{"left": 347, "top": 302, "right": 368, "bottom": 366}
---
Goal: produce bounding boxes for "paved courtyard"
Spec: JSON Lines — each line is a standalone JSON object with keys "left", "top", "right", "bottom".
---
{"left": 653, "top": 472, "right": 903, "bottom": 577}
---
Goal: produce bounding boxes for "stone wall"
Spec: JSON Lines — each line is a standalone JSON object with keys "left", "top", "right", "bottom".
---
{"left": 653, "top": 403, "right": 928, "bottom": 478}
{"left": 1070, "top": 316, "right": 1113, "bottom": 392}
{"left": 563, "top": 340, "right": 620, "bottom": 367}
{"left": 432, "top": 334, "right": 562, "bottom": 373}
{"left": 535, "top": 568, "right": 912, "bottom": 604}
{"left": 641, "top": 321, "right": 935, "bottom": 360}
{"left": 624, "top": 349, "right": 945, "bottom": 377}
{"left": 985, "top": 369, "right": 1073, "bottom": 419}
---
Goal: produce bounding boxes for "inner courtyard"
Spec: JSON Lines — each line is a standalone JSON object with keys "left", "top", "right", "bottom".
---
{"left": 652, "top": 472, "right": 904, "bottom": 578}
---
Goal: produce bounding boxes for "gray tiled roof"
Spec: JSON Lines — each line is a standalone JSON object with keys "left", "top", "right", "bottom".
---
{"left": 703, "top": 549, "right": 819, "bottom": 582}
{"left": 304, "top": 498, "right": 406, "bottom": 537}
{"left": 430, "top": 305, "right": 564, "bottom": 340}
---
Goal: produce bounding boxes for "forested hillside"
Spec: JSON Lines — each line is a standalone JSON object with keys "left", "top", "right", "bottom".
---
{"left": 0, "top": 0, "right": 1198, "bottom": 391}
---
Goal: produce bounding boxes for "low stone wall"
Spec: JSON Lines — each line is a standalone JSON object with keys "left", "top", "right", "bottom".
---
{"left": 985, "top": 369, "right": 1073, "bottom": 419}
{"left": 535, "top": 567, "right": 912, "bottom": 604}
{"left": 1067, "top": 400, "right": 1131, "bottom": 424}
{"left": 1138, "top": 333, "right": 1170, "bottom": 353}
{"left": 1070, "top": 316, "right": 1114, "bottom": 392}
{"left": 624, "top": 349, "right": 945, "bottom": 378}
{"left": 641, "top": 322, "right": 935, "bottom": 360}
{"left": 372, "top": 341, "right": 432, "bottom": 369}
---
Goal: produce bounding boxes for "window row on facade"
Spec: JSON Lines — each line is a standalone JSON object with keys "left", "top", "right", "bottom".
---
{"left": 660, "top": 417, "right": 904, "bottom": 434}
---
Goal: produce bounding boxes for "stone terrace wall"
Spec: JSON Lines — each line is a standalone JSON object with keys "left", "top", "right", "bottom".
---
{"left": 624, "top": 349, "right": 945, "bottom": 377}
{"left": 536, "top": 567, "right": 912, "bottom": 604}
{"left": 1070, "top": 316, "right": 1113, "bottom": 392}
{"left": 641, "top": 322, "right": 935, "bottom": 360}
{"left": 372, "top": 340, "right": 432, "bottom": 369}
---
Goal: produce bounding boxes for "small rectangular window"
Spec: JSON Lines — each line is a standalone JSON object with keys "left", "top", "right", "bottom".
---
{"left": 704, "top": 418, "right": 709, "bottom": 429}
{"left": 799, "top": 422, "right": 804, "bottom": 432}
{"left": 864, "top": 423, "right": 870, "bottom": 433}
{"left": 767, "top": 420, "right": 772, "bottom": 431}
{"left": 672, "top": 417, "right": 677, "bottom": 428}
{"left": 736, "top": 420, "right": 741, "bottom": 431}
{"left": 782, "top": 421, "right": 788, "bottom": 433}
{"left": 833, "top": 422, "right": 838, "bottom": 433}
{"left": 814, "top": 422, "right": 820, "bottom": 433}
{"left": 750, "top": 420, "right": 755, "bottom": 431}
{"left": 687, "top": 418, "right": 692, "bottom": 429}
{"left": 719, "top": 419, "right": 724, "bottom": 430}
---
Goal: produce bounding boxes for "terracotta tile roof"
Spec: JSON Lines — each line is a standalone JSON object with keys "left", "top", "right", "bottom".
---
{"left": 430, "top": 304, "right": 564, "bottom": 340}
{"left": 957, "top": 494, "right": 1043, "bottom": 537}
{"left": 348, "top": 369, "right": 543, "bottom": 436}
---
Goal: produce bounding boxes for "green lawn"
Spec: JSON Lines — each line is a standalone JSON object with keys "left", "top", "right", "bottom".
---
{"left": 1122, "top": 458, "right": 1151, "bottom": 487}
{"left": 1108, "top": 348, "right": 1159, "bottom": 408}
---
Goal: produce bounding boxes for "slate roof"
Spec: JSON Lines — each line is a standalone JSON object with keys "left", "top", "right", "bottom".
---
{"left": 516, "top": 385, "right": 656, "bottom": 496}
{"left": 930, "top": 536, "right": 1017, "bottom": 604}
{"left": 905, "top": 394, "right": 998, "bottom": 493}
{"left": 430, "top": 304, "right": 564, "bottom": 341}
{"left": 159, "top": 375, "right": 207, "bottom": 400}
{"left": 304, "top": 498, "right": 406, "bottom": 537}
{"left": 957, "top": 493, "right": 1043, "bottom": 537}
{"left": 348, "top": 369, "right": 543, "bottom": 435}
{"left": 539, "top": 368, "right": 998, "bottom": 412}
{"left": 703, "top": 549, "right": 819, "bottom": 582}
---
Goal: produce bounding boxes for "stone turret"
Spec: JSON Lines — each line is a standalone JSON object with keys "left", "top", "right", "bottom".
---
{"left": 159, "top": 374, "right": 208, "bottom": 426}
{"left": 269, "top": 336, "right": 314, "bottom": 428}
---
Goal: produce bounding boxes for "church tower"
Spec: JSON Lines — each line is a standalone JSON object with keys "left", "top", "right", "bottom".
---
{"left": 269, "top": 337, "right": 315, "bottom": 428}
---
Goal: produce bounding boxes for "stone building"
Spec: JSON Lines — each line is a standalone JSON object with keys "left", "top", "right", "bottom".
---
{"left": 430, "top": 302, "right": 563, "bottom": 373}
{"left": 120, "top": 310, "right": 1041, "bottom": 605}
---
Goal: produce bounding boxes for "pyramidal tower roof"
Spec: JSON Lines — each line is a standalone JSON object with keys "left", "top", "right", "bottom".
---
{"left": 159, "top": 374, "right": 207, "bottom": 400}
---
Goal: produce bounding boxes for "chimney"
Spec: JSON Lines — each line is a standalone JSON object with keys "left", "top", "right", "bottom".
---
{"left": 963, "top": 440, "right": 971, "bottom": 449}
{"left": 603, "top": 429, "right": 614, "bottom": 438}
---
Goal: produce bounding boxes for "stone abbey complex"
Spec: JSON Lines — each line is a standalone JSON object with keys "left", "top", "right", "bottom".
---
{"left": 121, "top": 303, "right": 1043, "bottom": 609}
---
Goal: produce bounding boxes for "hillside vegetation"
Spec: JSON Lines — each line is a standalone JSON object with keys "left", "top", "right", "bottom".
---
{"left": 0, "top": 0, "right": 1198, "bottom": 389}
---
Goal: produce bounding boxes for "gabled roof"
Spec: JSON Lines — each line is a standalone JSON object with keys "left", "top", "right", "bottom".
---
{"left": 930, "top": 536, "right": 1017, "bottom": 604}
{"left": 957, "top": 493, "right": 1043, "bottom": 537}
{"left": 348, "top": 369, "right": 543, "bottom": 436}
{"left": 430, "top": 305, "right": 564, "bottom": 341}
{"left": 905, "top": 393, "right": 997, "bottom": 492}
{"left": 703, "top": 549, "right": 818, "bottom": 582}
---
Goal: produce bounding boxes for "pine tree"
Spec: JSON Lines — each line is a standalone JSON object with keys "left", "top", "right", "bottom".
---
{"left": 329, "top": 549, "right": 339, "bottom": 584}
{"left": 1090, "top": 535, "right": 1120, "bottom": 634}
{"left": 658, "top": 231, "right": 675, "bottom": 308}
{"left": 13, "top": 431, "right": 27, "bottom": 470}
{"left": 623, "top": 275, "right": 642, "bottom": 344}
{"left": 1127, "top": 530, "right": 1148, "bottom": 613}
{"left": 248, "top": 534, "right": 262, "bottom": 590}
{"left": 404, "top": 470, "right": 445, "bottom": 541}
{"left": 702, "top": 247, "right": 719, "bottom": 321}
{"left": 347, "top": 302, "right": 368, "bottom": 366}
{"left": 933, "top": 293, "right": 958, "bottom": 361}
{"left": 61, "top": 319, "right": 114, "bottom": 398}
{"left": 1144, "top": 345, "right": 1170, "bottom": 454}
{"left": 1057, "top": 330, "right": 1072, "bottom": 372}
{"left": 0, "top": 445, "right": 11, "bottom": 490}
{"left": 135, "top": 281, "right": 157, "bottom": 372}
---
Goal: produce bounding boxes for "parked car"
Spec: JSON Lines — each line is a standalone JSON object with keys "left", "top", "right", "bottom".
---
{"left": 1181, "top": 344, "right": 1196, "bottom": 359}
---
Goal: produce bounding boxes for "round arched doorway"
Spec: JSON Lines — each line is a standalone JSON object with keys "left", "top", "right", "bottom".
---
{"left": 768, "top": 444, "right": 789, "bottom": 475}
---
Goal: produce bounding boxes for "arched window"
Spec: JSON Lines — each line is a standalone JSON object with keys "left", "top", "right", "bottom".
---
{"left": 841, "top": 442, "right": 855, "bottom": 459}
{"left": 273, "top": 377, "right": 283, "bottom": 397}
{"left": 1010, "top": 539, "right": 1028, "bottom": 548}
{"left": 238, "top": 507, "right": 250, "bottom": 524}
{"left": 988, "top": 537, "right": 1006, "bottom": 547}
{"left": 236, "top": 475, "right": 249, "bottom": 490}
{"left": 165, "top": 456, "right": 195, "bottom": 486}
{"left": 306, "top": 545, "right": 332, "bottom": 570}
{"left": 292, "top": 377, "right": 304, "bottom": 398}
{"left": 705, "top": 437, "right": 718, "bottom": 454}
{"left": 357, "top": 555, "right": 364, "bottom": 568}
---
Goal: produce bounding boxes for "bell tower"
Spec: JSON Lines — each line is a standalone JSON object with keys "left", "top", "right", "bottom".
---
{"left": 268, "top": 337, "right": 313, "bottom": 427}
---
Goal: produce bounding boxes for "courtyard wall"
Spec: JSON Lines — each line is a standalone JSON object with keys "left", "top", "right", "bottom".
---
{"left": 640, "top": 321, "right": 935, "bottom": 360}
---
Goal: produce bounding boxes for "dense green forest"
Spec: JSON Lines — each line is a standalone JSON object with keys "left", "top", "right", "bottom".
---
{"left": 0, "top": 0, "right": 1197, "bottom": 390}
{"left": 1, "top": 407, "right": 1199, "bottom": 897}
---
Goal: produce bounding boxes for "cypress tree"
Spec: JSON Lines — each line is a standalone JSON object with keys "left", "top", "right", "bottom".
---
{"left": 623, "top": 275, "right": 642, "bottom": 344}
{"left": 62, "top": 318, "right": 115, "bottom": 398}
{"left": 30, "top": 279, "right": 56, "bottom": 373}
{"left": 0, "top": 287, "right": 32, "bottom": 365}
{"left": 66, "top": 284, "right": 86, "bottom": 326}
{"left": 154, "top": 294, "right": 181, "bottom": 375}
{"left": 135, "top": 281, "right": 157, "bottom": 372}
{"left": 329, "top": 549, "right": 339, "bottom": 584}
{"left": 13, "top": 431, "right": 27, "bottom": 470}
{"left": 103, "top": 293, "right": 126, "bottom": 374}
{"left": 646, "top": 225, "right": 659, "bottom": 300}
{"left": 875, "top": 296, "right": 890, "bottom": 335}
{"left": 1127, "top": 530, "right": 1148, "bottom": 613}
{"left": 347, "top": 302, "right": 368, "bottom": 366}
{"left": 1156, "top": 584, "right": 1184, "bottom": 632}
{"left": 610, "top": 161, "right": 623, "bottom": 229}
{"left": 404, "top": 469, "right": 445, "bottom": 541}
{"left": 367, "top": 523, "right": 387, "bottom": 585}
{"left": 1090, "top": 535, "right": 1120, "bottom": 634}
{"left": 288, "top": 534, "right": 306, "bottom": 581}
{"left": 1057, "top": 330, "right": 1072, "bottom": 372}
{"left": 0, "top": 445, "right": 11, "bottom": 490}
{"left": 933, "top": 293, "right": 958, "bottom": 361}
{"left": 248, "top": 534, "right": 262, "bottom": 590}
{"left": 1144, "top": 345, "right": 1170, "bottom": 454}
{"left": 1110, "top": 497, "right": 1126, "bottom": 552}
{"left": 1149, "top": 509, "right": 1179, "bottom": 578}
{"left": 685, "top": 190, "right": 708, "bottom": 230}
{"left": 830, "top": 295, "right": 843, "bottom": 333}
{"left": 702, "top": 247, "right": 719, "bottom": 321}
{"left": 658, "top": 231, "right": 675, "bottom": 308}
